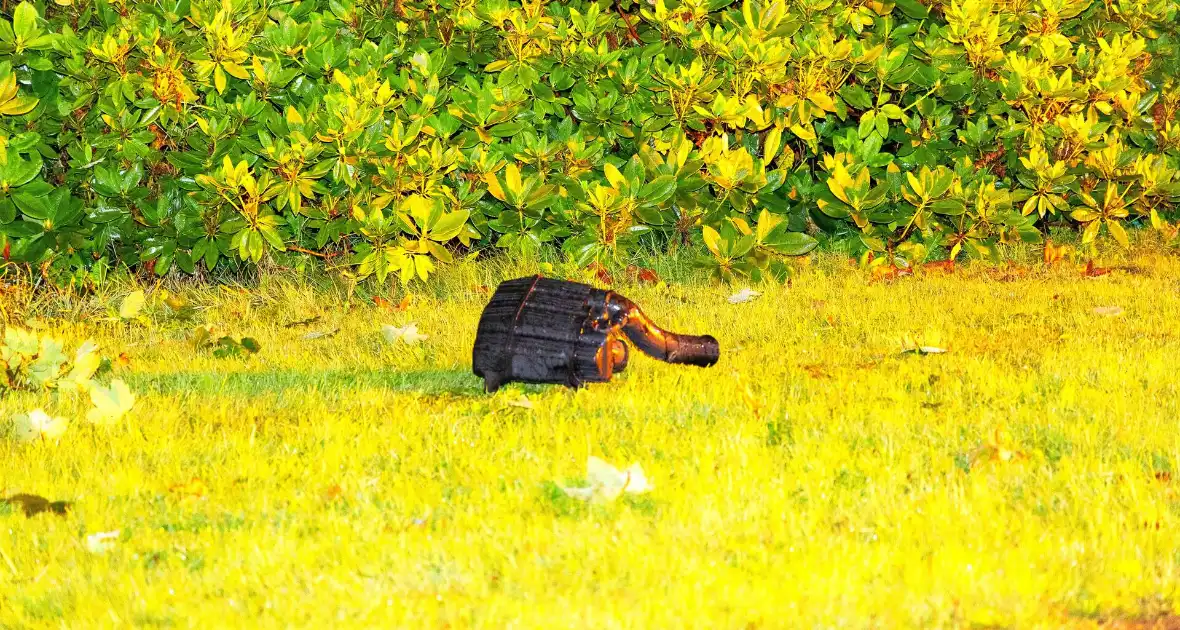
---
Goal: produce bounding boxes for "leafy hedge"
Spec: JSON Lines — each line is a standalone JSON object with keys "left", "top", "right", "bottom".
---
{"left": 1, "top": 0, "right": 1178, "bottom": 286}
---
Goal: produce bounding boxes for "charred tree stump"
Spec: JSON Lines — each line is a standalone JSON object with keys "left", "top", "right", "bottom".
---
{"left": 472, "top": 275, "right": 719, "bottom": 392}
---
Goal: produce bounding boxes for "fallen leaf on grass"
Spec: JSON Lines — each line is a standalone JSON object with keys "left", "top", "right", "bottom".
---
{"left": 13, "top": 409, "right": 69, "bottom": 442}
{"left": 968, "top": 425, "right": 1028, "bottom": 467}
{"left": 507, "top": 395, "right": 534, "bottom": 409}
{"left": 1082, "top": 261, "right": 1111, "bottom": 277}
{"left": 374, "top": 295, "right": 412, "bottom": 311}
{"left": 86, "top": 379, "right": 136, "bottom": 425}
{"left": 901, "top": 333, "right": 948, "bottom": 355}
{"left": 560, "top": 456, "right": 653, "bottom": 504}
{"left": 919, "top": 260, "right": 956, "bottom": 274}
{"left": 1043, "top": 241, "right": 1070, "bottom": 265}
{"left": 85, "top": 530, "right": 120, "bottom": 554}
{"left": 382, "top": 323, "right": 428, "bottom": 345}
{"left": 1093, "top": 306, "right": 1124, "bottom": 316}
{"left": 586, "top": 262, "right": 613, "bottom": 285}
{"left": 627, "top": 265, "right": 661, "bottom": 284}
{"left": 728, "top": 288, "right": 761, "bottom": 304}
{"left": 65, "top": 340, "right": 102, "bottom": 388}
{"left": 320, "top": 485, "right": 344, "bottom": 503}
{"left": 168, "top": 477, "right": 208, "bottom": 500}
{"left": 119, "top": 290, "right": 146, "bottom": 320}
{"left": 800, "top": 364, "right": 831, "bottom": 379}
{"left": 2, "top": 494, "right": 71, "bottom": 517}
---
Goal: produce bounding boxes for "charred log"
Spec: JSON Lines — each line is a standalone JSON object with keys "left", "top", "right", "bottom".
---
{"left": 472, "top": 275, "right": 719, "bottom": 392}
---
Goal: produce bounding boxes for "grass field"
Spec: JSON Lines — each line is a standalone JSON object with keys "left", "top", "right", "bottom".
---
{"left": 3, "top": 245, "right": 1180, "bottom": 629}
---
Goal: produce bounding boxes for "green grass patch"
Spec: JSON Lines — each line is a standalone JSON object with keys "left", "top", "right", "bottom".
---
{"left": 2, "top": 249, "right": 1180, "bottom": 627}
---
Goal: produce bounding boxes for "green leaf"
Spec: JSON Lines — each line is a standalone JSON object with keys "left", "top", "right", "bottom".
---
{"left": 430, "top": 210, "right": 470, "bottom": 242}
{"left": 894, "top": 0, "right": 928, "bottom": 17}
{"left": 859, "top": 111, "right": 877, "bottom": 139}
{"left": 763, "top": 227, "right": 818, "bottom": 256}
{"left": 13, "top": 2, "right": 39, "bottom": 42}
{"left": 490, "top": 121, "right": 525, "bottom": 138}
{"left": 639, "top": 176, "right": 677, "bottom": 206}
{"left": 839, "top": 85, "right": 874, "bottom": 110}
{"left": 931, "top": 199, "right": 966, "bottom": 215}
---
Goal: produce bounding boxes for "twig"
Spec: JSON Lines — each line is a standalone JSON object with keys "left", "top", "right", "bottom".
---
{"left": 287, "top": 246, "right": 328, "bottom": 259}
{"left": 616, "top": 2, "right": 641, "bottom": 44}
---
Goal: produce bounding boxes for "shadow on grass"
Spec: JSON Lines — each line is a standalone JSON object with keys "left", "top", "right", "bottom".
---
{"left": 125, "top": 367, "right": 486, "bottom": 398}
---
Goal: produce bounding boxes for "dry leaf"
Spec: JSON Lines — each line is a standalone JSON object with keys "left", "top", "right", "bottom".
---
{"left": 1093, "top": 306, "right": 1124, "bottom": 316}
{"left": 627, "top": 265, "right": 661, "bottom": 284}
{"left": 728, "top": 288, "right": 761, "bottom": 304}
{"left": 587, "top": 262, "right": 613, "bottom": 285}
{"left": 85, "top": 530, "right": 120, "bottom": 554}
{"left": 560, "top": 456, "right": 653, "bottom": 504}
{"left": 1082, "top": 261, "right": 1111, "bottom": 277}
{"left": 920, "top": 260, "right": 956, "bottom": 273}
{"left": 382, "top": 323, "right": 428, "bottom": 345}
{"left": 1043, "top": 241, "right": 1070, "bottom": 265}
{"left": 507, "top": 395, "right": 534, "bottom": 409}
{"left": 13, "top": 409, "right": 69, "bottom": 442}
{"left": 168, "top": 477, "right": 208, "bottom": 500}
{"left": 118, "top": 290, "right": 146, "bottom": 320}
{"left": 320, "top": 485, "right": 344, "bottom": 503}
{"left": 87, "top": 379, "right": 136, "bottom": 425}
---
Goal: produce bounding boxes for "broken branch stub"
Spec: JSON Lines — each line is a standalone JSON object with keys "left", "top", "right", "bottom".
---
{"left": 472, "top": 276, "right": 720, "bottom": 392}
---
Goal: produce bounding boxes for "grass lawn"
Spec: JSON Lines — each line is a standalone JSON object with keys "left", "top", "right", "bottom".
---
{"left": 3, "top": 246, "right": 1180, "bottom": 628}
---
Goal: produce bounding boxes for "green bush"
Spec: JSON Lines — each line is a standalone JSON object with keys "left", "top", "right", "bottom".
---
{"left": 0, "top": 0, "right": 1178, "bottom": 286}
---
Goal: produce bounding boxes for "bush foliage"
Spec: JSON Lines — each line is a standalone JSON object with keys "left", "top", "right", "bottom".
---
{"left": 1, "top": 0, "right": 1179, "bottom": 286}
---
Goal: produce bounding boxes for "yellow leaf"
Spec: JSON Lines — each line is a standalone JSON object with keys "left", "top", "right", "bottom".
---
{"left": 0, "top": 94, "right": 37, "bottom": 116}
{"left": 285, "top": 106, "right": 304, "bottom": 126}
{"left": 222, "top": 61, "right": 250, "bottom": 80}
{"left": 484, "top": 172, "right": 506, "bottom": 202}
{"left": 119, "top": 290, "right": 145, "bottom": 319}
{"left": 807, "top": 92, "right": 836, "bottom": 112}
{"left": 1108, "top": 220, "right": 1130, "bottom": 249}
{"left": 603, "top": 162, "right": 627, "bottom": 189}
{"left": 214, "top": 65, "right": 227, "bottom": 94}
{"left": 505, "top": 162, "right": 522, "bottom": 197}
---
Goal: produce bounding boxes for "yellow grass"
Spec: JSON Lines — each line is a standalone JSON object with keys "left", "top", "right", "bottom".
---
{"left": 3, "top": 247, "right": 1180, "bottom": 628}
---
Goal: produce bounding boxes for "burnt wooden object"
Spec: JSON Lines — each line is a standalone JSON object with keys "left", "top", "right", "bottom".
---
{"left": 472, "top": 275, "right": 719, "bottom": 392}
